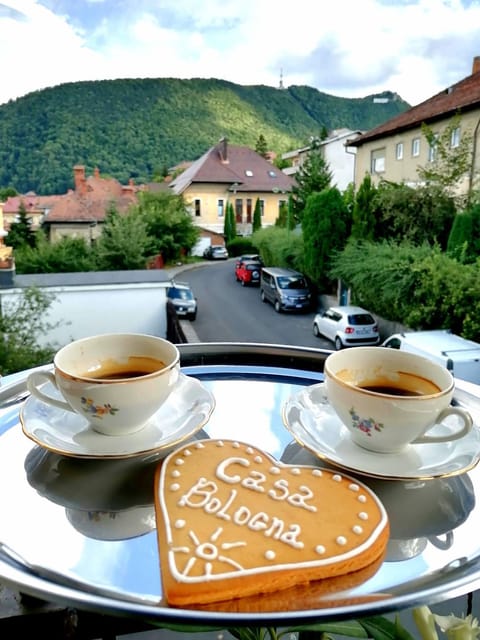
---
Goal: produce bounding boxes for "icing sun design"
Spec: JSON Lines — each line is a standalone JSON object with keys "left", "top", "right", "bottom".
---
{"left": 172, "top": 526, "right": 246, "bottom": 577}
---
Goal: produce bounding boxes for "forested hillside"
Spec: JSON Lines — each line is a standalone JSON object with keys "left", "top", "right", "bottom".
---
{"left": 0, "top": 77, "right": 410, "bottom": 195}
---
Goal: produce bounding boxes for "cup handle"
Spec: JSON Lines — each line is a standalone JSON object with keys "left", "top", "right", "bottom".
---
{"left": 413, "top": 407, "right": 473, "bottom": 444}
{"left": 26, "top": 371, "right": 74, "bottom": 413}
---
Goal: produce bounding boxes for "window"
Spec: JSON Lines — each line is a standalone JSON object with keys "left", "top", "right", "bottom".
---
{"left": 370, "top": 148, "right": 386, "bottom": 174}
{"left": 395, "top": 142, "right": 404, "bottom": 160}
{"left": 194, "top": 199, "right": 201, "bottom": 217}
{"left": 246, "top": 198, "right": 252, "bottom": 223}
{"left": 451, "top": 126, "right": 461, "bottom": 148}
{"left": 245, "top": 169, "right": 253, "bottom": 177}
{"left": 260, "top": 199, "right": 265, "bottom": 216}
{"left": 428, "top": 133, "right": 439, "bottom": 162}
{"left": 217, "top": 199, "right": 224, "bottom": 217}
{"left": 268, "top": 170, "right": 277, "bottom": 177}
{"left": 235, "top": 198, "right": 243, "bottom": 222}
{"left": 412, "top": 138, "right": 420, "bottom": 157}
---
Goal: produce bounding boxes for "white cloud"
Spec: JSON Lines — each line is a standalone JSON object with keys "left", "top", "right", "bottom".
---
{"left": 0, "top": 0, "right": 479, "bottom": 106}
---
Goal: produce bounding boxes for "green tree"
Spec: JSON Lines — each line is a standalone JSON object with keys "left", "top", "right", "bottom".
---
{"left": 351, "top": 174, "right": 377, "bottom": 240}
{"left": 6, "top": 200, "right": 36, "bottom": 249}
{"left": 94, "top": 208, "right": 153, "bottom": 270}
{"left": 447, "top": 203, "right": 480, "bottom": 263}
{"left": 136, "top": 191, "right": 199, "bottom": 262}
{"left": 302, "top": 187, "right": 347, "bottom": 289}
{"left": 224, "top": 202, "right": 236, "bottom": 243}
{"left": 0, "top": 187, "right": 17, "bottom": 201}
{"left": 0, "top": 287, "right": 63, "bottom": 374}
{"left": 292, "top": 139, "right": 333, "bottom": 220}
{"left": 252, "top": 198, "right": 262, "bottom": 233}
{"left": 275, "top": 201, "right": 288, "bottom": 227}
{"left": 373, "top": 182, "right": 456, "bottom": 248}
{"left": 418, "top": 115, "right": 473, "bottom": 206}
{"left": 255, "top": 134, "right": 268, "bottom": 158}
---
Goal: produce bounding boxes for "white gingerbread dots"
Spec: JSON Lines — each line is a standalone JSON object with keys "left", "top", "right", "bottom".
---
{"left": 156, "top": 438, "right": 389, "bottom": 606}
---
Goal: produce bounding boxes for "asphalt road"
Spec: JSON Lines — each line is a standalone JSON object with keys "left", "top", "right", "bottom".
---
{"left": 175, "top": 259, "right": 334, "bottom": 351}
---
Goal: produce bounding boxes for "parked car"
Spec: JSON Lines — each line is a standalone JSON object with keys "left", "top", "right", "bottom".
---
{"left": 235, "top": 260, "right": 262, "bottom": 286}
{"left": 260, "top": 267, "right": 311, "bottom": 312}
{"left": 234, "top": 253, "right": 262, "bottom": 269}
{"left": 313, "top": 305, "right": 379, "bottom": 350}
{"left": 382, "top": 330, "right": 480, "bottom": 384}
{"left": 203, "top": 245, "right": 229, "bottom": 260}
{"left": 166, "top": 281, "right": 197, "bottom": 320}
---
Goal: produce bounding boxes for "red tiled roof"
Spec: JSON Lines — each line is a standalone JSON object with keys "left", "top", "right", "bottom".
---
{"left": 3, "top": 167, "right": 140, "bottom": 224}
{"left": 170, "top": 139, "right": 296, "bottom": 194}
{"left": 44, "top": 171, "right": 138, "bottom": 223}
{"left": 3, "top": 194, "right": 61, "bottom": 213}
{"left": 350, "top": 67, "right": 480, "bottom": 147}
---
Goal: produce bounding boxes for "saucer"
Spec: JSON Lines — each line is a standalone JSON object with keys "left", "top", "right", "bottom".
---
{"left": 20, "top": 373, "right": 215, "bottom": 459}
{"left": 282, "top": 383, "right": 480, "bottom": 480}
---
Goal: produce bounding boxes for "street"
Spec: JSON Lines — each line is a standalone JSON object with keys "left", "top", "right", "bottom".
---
{"left": 175, "top": 260, "right": 334, "bottom": 350}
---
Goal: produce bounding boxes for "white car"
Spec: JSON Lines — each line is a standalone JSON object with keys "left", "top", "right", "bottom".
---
{"left": 312, "top": 305, "right": 379, "bottom": 350}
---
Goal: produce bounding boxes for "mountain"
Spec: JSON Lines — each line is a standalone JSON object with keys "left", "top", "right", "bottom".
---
{"left": 0, "top": 78, "right": 410, "bottom": 195}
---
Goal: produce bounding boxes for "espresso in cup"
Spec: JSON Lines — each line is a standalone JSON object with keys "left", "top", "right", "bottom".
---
{"left": 324, "top": 347, "right": 473, "bottom": 453}
{"left": 27, "top": 333, "right": 180, "bottom": 436}
{"left": 352, "top": 372, "right": 441, "bottom": 397}
{"left": 79, "top": 356, "right": 166, "bottom": 380}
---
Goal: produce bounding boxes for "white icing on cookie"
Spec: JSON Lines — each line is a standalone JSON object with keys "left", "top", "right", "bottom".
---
{"left": 159, "top": 440, "right": 388, "bottom": 585}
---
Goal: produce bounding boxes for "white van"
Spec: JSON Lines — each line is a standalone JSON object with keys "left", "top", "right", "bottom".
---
{"left": 382, "top": 330, "right": 480, "bottom": 384}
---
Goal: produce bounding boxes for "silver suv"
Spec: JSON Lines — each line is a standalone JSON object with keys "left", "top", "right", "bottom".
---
{"left": 167, "top": 282, "right": 197, "bottom": 321}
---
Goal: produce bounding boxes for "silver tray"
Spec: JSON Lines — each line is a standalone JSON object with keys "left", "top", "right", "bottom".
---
{"left": 0, "top": 342, "right": 480, "bottom": 626}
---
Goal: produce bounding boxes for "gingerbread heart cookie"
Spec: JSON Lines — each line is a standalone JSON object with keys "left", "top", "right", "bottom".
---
{"left": 155, "top": 439, "right": 389, "bottom": 606}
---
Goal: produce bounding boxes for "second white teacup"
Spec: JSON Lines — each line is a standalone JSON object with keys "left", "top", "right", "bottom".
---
{"left": 324, "top": 347, "right": 473, "bottom": 453}
{"left": 27, "top": 333, "right": 180, "bottom": 436}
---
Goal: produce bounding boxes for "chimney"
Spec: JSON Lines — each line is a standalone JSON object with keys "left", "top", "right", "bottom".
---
{"left": 218, "top": 137, "right": 228, "bottom": 163}
{"left": 73, "top": 165, "right": 87, "bottom": 195}
{"left": 473, "top": 56, "right": 480, "bottom": 75}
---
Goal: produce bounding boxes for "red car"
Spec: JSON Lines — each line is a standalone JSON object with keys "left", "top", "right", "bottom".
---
{"left": 235, "top": 260, "right": 262, "bottom": 286}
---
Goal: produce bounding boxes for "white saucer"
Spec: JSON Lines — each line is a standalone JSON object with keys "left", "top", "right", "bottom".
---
{"left": 20, "top": 373, "right": 215, "bottom": 459}
{"left": 282, "top": 383, "right": 480, "bottom": 480}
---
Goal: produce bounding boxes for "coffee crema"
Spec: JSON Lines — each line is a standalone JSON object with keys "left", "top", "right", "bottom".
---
{"left": 81, "top": 356, "right": 166, "bottom": 380}
{"left": 357, "top": 372, "right": 441, "bottom": 397}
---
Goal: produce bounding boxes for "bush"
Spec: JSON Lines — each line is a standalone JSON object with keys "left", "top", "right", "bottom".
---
{"left": 330, "top": 240, "right": 480, "bottom": 340}
{"left": 226, "top": 237, "right": 259, "bottom": 257}
{"left": 0, "top": 287, "right": 64, "bottom": 374}
{"left": 252, "top": 227, "right": 304, "bottom": 272}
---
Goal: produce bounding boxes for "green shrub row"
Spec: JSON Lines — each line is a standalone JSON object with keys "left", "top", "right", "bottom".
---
{"left": 330, "top": 240, "right": 480, "bottom": 341}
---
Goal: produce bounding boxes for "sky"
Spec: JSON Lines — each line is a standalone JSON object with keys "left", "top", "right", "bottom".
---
{"left": 1, "top": 0, "right": 480, "bottom": 107}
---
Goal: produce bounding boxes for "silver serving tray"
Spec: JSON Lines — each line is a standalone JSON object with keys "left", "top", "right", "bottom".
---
{"left": 0, "top": 342, "right": 479, "bottom": 626}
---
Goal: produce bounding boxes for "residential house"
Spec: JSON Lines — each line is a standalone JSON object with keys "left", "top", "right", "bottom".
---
{"left": 2, "top": 166, "right": 140, "bottom": 243}
{"left": 2, "top": 192, "right": 62, "bottom": 233}
{"left": 281, "top": 128, "right": 363, "bottom": 192}
{"left": 169, "top": 138, "right": 296, "bottom": 236}
{"left": 348, "top": 56, "right": 480, "bottom": 198}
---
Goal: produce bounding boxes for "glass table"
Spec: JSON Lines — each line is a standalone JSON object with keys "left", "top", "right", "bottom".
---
{"left": 0, "top": 342, "right": 479, "bottom": 628}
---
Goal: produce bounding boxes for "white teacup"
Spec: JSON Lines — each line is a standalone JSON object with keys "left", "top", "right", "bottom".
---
{"left": 27, "top": 333, "right": 180, "bottom": 436}
{"left": 324, "top": 347, "right": 473, "bottom": 453}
